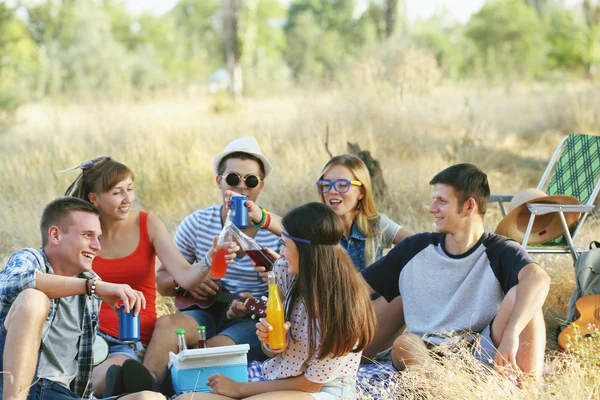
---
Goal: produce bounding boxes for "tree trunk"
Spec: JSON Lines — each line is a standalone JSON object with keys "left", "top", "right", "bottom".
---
{"left": 223, "top": 0, "right": 242, "bottom": 98}
{"left": 385, "top": 0, "right": 398, "bottom": 38}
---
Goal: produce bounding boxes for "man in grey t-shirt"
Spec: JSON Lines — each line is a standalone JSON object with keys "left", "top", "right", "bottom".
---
{"left": 363, "top": 164, "right": 550, "bottom": 381}
{"left": 0, "top": 197, "right": 156, "bottom": 400}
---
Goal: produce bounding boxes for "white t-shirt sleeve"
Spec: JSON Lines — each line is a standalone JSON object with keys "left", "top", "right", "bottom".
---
{"left": 379, "top": 216, "right": 401, "bottom": 247}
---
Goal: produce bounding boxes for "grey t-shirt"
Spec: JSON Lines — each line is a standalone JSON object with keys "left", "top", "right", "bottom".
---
{"left": 37, "top": 295, "right": 83, "bottom": 387}
{"left": 363, "top": 232, "right": 534, "bottom": 345}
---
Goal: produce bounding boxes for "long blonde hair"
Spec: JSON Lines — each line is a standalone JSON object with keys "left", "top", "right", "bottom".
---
{"left": 319, "top": 154, "right": 380, "bottom": 265}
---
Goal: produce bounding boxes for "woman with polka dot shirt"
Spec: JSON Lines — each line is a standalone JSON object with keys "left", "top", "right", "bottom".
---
{"left": 176, "top": 203, "right": 376, "bottom": 399}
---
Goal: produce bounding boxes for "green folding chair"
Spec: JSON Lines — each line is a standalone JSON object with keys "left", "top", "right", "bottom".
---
{"left": 491, "top": 133, "right": 600, "bottom": 262}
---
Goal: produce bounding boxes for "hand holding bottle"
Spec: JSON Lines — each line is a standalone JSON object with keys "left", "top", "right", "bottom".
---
{"left": 256, "top": 318, "right": 291, "bottom": 353}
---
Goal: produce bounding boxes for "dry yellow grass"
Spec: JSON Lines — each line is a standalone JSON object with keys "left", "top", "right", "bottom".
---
{"left": 0, "top": 84, "right": 599, "bottom": 399}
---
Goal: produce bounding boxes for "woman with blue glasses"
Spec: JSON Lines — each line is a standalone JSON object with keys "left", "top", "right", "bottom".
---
{"left": 316, "top": 154, "right": 412, "bottom": 271}
{"left": 234, "top": 154, "right": 411, "bottom": 360}
{"left": 314, "top": 154, "right": 411, "bottom": 360}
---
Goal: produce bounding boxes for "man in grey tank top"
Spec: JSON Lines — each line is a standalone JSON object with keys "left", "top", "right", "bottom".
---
{"left": 363, "top": 164, "right": 550, "bottom": 382}
{"left": 0, "top": 198, "right": 159, "bottom": 400}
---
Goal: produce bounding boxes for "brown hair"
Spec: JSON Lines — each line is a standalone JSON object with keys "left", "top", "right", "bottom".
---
{"left": 64, "top": 157, "right": 134, "bottom": 202}
{"left": 40, "top": 197, "right": 100, "bottom": 246}
{"left": 430, "top": 163, "right": 490, "bottom": 216}
{"left": 318, "top": 154, "right": 380, "bottom": 265}
{"left": 282, "top": 202, "right": 376, "bottom": 360}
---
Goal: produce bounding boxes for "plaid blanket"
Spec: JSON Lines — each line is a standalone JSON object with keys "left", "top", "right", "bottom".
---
{"left": 247, "top": 360, "right": 398, "bottom": 397}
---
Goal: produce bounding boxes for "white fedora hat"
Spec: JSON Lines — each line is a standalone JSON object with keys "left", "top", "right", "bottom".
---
{"left": 495, "top": 188, "right": 580, "bottom": 244}
{"left": 212, "top": 136, "right": 272, "bottom": 178}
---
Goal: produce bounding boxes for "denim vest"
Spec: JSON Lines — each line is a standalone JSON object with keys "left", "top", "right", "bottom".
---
{"left": 340, "top": 217, "right": 401, "bottom": 272}
{"left": 340, "top": 223, "right": 369, "bottom": 272}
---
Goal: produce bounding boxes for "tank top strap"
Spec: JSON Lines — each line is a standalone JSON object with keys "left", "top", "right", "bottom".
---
{"left": 138, "top": 211, "right": 152, "bottom": 250}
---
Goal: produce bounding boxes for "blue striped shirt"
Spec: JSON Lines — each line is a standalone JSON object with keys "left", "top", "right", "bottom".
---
{"left": 174, "top": 205, "right": 280, "bottom": 298}
{"left": 0, "top": 248, "right": 100, "bottom": 397}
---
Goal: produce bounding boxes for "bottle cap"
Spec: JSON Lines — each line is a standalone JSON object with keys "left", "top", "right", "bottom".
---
{"left": 197, "top": 326, "right": 206, "bottom": 331}
{"left": 175, "top": 329, "right": 186, "bottom": 334}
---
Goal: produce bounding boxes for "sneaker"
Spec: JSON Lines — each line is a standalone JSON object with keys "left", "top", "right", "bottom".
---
{"left": 121, "top": 359, "right": 159, "bottom": 394}
{"left": 103, "top": 364, "right": 123, "bottom": 397}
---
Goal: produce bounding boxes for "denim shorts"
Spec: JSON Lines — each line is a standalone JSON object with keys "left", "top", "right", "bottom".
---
{"left": 472, "top": 323, "right": 498, "bottom": 368}
{"left": 182, "top": 308, "right": 264, "bottom": 361}
{"left": 97, "top": 330, "right": 145, "bottom": 362}
{"left": 309, "top": 376, "right": 357, "bottom": 400}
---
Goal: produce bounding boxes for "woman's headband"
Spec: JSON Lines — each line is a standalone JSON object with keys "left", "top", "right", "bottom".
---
{"left": 281, "top": 231, "right": 339, "bottom": 246}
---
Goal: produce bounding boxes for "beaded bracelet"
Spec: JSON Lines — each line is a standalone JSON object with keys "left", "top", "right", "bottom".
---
{"left": 86, "top": 276, "right": 98, "bottom": 297}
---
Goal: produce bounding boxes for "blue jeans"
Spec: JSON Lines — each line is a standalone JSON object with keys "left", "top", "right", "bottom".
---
{"left": 182, "top": 309, "right": 265, "bottom": 362}
{"left": 98, "top": 330, "right": 145, "bottom": 362}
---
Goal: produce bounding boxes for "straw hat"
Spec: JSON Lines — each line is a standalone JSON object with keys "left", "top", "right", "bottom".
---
{"left": 495, "top": 188, "right": 580, "bottom": 244}
{"left": 212, "top": 136, "right": 273, "bottom": 178}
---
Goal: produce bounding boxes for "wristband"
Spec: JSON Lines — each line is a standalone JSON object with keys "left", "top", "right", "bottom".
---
{"left": 251, "top": 207, "right": 271, "bottom": 229}
{"left": 85, "top": 277, "right": 93, "bottom": 296}
{"left": 251, "top": 207, "right": 266, "bottom": 227}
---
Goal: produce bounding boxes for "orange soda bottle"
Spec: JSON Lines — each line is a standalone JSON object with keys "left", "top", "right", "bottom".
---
{"left": 266, "top": 271, "right": 286, "bottom": 350}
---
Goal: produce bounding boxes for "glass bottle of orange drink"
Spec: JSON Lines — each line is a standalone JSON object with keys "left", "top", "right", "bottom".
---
{"left": 266, "top": 271, "right": 286, "bottom": 350}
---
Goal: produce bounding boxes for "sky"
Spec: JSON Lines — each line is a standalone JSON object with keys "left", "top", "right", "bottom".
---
{"left": 124, "top": 0, "right": 489, "bottom": 23}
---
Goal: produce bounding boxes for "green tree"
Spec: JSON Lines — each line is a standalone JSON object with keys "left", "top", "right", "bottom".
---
{"left": 0, "top": 3, "right": 37, "bottom": 120}
{"left": 286, "top": 0, "right": 367, "bottom": 81}
{"left": 412, "top": 8, "right": 469, "bottom": 80}
{"left": 170, "top": 0, "right": 222, "bottom": 77}
{"left": 242, "top": 0, "right": 291, "bottom": 95}
{"left": 545, "top": 8, "right": 593, "bottom": 75}
{"left": 465, "top": 0, "right": 547, "bottom": 80}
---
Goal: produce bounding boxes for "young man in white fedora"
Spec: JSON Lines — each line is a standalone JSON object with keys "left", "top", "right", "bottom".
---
{"left": 140, "top": 137, "right": 281, "bottom": 390}
{"left": 362, "top": 163, "right": 551, "bottom": 383}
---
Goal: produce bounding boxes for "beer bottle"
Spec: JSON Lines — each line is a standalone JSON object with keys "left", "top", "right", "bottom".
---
{"left": 197, "top": 325, "right": 207, "bottom": 348}
{"left": 176, "top": 329, "right": 187, "bottom": 353}
{"left": 266, "top": 271, "right": 286, "bottom": 350}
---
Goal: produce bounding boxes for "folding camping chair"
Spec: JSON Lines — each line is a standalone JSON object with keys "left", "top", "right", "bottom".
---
{"left": 490, "top": 133, "right": 600, "bottom": 262}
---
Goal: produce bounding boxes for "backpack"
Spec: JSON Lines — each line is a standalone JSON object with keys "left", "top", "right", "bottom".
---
{"left": 565, "top": 241, "right": 600, "bottom": 324}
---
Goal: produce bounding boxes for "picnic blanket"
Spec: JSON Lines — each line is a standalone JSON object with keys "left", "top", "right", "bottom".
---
{"left": 247, "top": 359, "right": 398, "bottom": 397}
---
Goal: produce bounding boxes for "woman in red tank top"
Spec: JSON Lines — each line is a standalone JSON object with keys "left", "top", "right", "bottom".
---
{"left": 64, "top": 156, "right": 237, "bottom": 395}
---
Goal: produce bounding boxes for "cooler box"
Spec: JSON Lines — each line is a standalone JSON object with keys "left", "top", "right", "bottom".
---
{"left": 169, "top": 344, "right": 250, "bottom": 394}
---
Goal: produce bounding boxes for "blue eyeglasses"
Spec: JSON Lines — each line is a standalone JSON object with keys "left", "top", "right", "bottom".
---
{"left": 316, "top": 179, "right": 363, "bottom": 194}
{"left": 59, "top": 155, "right": 111, "bottom": 172}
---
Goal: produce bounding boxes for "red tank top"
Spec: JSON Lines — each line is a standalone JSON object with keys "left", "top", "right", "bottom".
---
{"left": 94, "top": 211, "right": 157, "bottom": 345}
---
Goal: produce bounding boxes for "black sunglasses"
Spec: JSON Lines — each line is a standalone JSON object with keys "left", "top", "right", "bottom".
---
{"left": 221, "top": 172, "right": 261, "bottom": 189}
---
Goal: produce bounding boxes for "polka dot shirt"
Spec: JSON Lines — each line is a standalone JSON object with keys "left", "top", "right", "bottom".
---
{"left": 262, "top": 259, "right": 362, "bottom": 384}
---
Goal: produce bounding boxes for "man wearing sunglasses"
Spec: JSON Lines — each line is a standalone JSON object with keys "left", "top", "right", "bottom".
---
{"left": 145, "top": 137, "right": 280, "bottom": 388}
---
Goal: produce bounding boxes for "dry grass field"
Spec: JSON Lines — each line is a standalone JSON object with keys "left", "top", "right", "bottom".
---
{"left": 1, "top": 82, "right": 599, "bottom": 398}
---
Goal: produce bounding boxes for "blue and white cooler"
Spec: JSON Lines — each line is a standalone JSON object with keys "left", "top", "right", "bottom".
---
{"left": 169, "top": 344, "right": 250, "bottom": 394}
